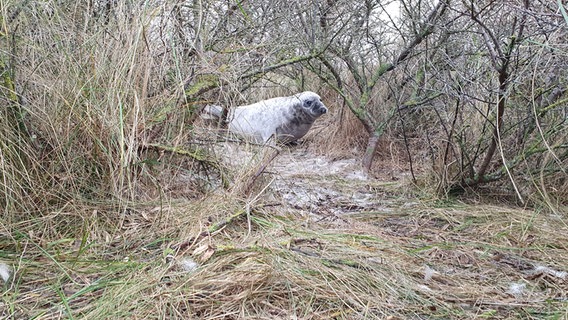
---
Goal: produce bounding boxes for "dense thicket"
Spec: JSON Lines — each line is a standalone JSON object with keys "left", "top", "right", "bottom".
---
{"left": 1, "top": 0, "right": 566, "bottom": 214}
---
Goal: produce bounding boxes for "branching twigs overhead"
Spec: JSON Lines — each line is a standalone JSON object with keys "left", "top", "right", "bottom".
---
{"left": 311, "top": 0, "right": 450, "bottom": 170}
{"left": 459, "top": 0, "right": 529, "bottom": 198}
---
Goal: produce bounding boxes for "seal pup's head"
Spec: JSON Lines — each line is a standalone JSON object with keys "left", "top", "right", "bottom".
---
{"left": 294, "top": 91, "right": 328, "bottom": 118}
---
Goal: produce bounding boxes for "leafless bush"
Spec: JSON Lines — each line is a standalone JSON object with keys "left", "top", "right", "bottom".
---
{"left": 286, "top": 0, "right": 568, "bottom": 209}
{"left": 2, "top": 0, "right": 566, "bottom": 217}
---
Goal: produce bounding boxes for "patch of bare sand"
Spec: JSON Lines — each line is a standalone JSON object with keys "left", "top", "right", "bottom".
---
{"left": 264, "top": 146, "right": 416, "bottom": 229}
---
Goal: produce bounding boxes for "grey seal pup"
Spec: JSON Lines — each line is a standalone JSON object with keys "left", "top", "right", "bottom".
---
{"left": 204, "top": 91, "right": 328, "bottom": 143}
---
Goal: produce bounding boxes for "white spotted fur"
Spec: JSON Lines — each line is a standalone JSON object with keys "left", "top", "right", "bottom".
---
{"left": 204, "top": 91, "right": 327, "bottom": 143}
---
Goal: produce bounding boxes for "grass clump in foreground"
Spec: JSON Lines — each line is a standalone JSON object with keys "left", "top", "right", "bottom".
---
{"left": 2, "top": 170, "right": 568, "bottom": 319}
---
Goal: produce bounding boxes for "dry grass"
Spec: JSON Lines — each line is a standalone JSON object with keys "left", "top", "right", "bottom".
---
{"left": 1, "top": 2, "right": 567, "bottom": 320}
{"left": 2, "top": 154, "right": 568, "bottom": 319}
{"left": 307, "top": 97, "right": 368, "bottom": 160}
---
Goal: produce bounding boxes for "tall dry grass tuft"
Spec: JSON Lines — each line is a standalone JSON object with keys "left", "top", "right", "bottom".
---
{"left": 307, "top": 91, "right": 368, "bottom": 159}
{"left": 0, "top": 3, "right": 230, "bottom": 277}
{"left": 1, "top": 3, "right": 203, "bottom": 217}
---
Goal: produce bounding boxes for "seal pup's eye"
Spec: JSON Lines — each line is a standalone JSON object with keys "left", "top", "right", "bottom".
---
{"left": 305, "top": 100, "right": 313, "bottom": 107}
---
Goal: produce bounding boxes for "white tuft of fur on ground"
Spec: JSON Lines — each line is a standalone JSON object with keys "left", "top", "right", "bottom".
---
{"left": 507, "top": 282, "right": 526, "bottom": 298}
{"left": 423, "top": 265, "right": 438, "bottom": 282}
{"left": 179, "top": 257, "right": 199, "bottom": 272}
{"left": 532, "top": 265, "right": 567, "bottom": 279}
{"left": 0, "top": 263, "right": 11, "bottom": 283}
